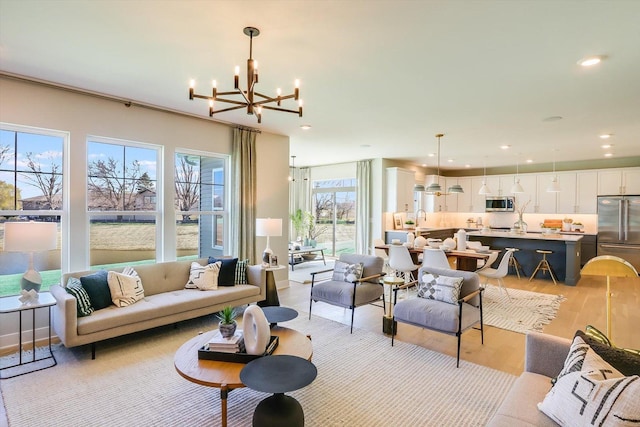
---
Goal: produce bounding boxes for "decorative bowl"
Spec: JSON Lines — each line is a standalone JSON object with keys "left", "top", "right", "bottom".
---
{"left": 301, "top": 254, "right": 317, "bottom": 261}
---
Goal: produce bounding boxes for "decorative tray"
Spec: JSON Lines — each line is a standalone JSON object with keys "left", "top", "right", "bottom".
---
{"left": 198, "top": 335, "right": 279, "bottom": 363}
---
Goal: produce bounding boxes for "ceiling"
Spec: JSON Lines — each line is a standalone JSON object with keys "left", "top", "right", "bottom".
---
{"left": 1, "top": 0, "right": 639, "bottom": 170}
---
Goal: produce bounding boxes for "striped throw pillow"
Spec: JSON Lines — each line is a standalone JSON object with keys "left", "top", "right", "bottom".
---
{"left": 235, "top": 259, "right": 249, "bottom": 284}
{"left": 65, "top": 277, "right": 94, "bottom": 317}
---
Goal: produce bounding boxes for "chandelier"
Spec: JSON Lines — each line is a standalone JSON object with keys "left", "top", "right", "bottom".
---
{"left": 424, "top": 133, "right": 464, "bottom": 196}
{"left": 188, "top": 27, "right": 302, "bottom": 124}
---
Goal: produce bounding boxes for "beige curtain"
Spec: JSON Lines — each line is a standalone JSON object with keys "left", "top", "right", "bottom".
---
{"left": 356, "top": 160, "right": 371, "bottom": 254}
{"left": 232, "top": 127, "right": 257, "bottom": 262}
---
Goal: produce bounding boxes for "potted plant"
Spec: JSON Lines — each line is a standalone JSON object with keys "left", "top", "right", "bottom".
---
{"left": 290, "top": 209, "right": 307, "bottom": 242}
{"left": 404, "top": 219, "right": 415, "bottom": 229}
{"left": 216, "top": 306, "right": 237, "bottom": 338}
{"left": 305, "top": 211, "right": 329, "bottom": 247}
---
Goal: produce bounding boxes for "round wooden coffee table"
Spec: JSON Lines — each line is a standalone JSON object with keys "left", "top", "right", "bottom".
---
{"left": 174, "top": 325, "right": 313, "bottom": 427}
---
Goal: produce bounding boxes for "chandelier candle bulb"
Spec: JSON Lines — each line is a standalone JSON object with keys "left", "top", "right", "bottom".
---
{"left": 294, "top": 79, "right": 300, "bottom": 100}
{"left": 209, "top": 100, "right": 214, "bottom": 116}
{"left": 298, "top": 99, "right": 303, "bottom": 116}
{"left": 234, "top": 66, "right": 240, "bottom": 89}
{"left": 189, "top": 79, "right": 195, "bottom": 99}
{"left": 212, "top": 80, "right": 217, "bottom": 98}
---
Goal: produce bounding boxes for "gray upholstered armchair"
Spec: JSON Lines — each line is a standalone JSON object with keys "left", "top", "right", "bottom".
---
{"left": 391, "top": 266, "right": 484, "bottom": 367}
{"left": 309, "top": 253, "right": 385, "bottom": 333}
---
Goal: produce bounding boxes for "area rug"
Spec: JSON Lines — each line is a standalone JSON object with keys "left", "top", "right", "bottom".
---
{"left": 1, "top": 313, "right": 515, "bottom": 426}
{"left": 288, "top": 259, "right": 335, "bottom": 284}
{"left": 483, "top": 284, "right": 565, "bottom": 334}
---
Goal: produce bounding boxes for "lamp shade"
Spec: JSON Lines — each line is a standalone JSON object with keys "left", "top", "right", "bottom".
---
{"left": 4, "top": 221, "right": 57, "bottom": 252}
{"left": 255, "top": 218, "right": 282, "bottom": 237}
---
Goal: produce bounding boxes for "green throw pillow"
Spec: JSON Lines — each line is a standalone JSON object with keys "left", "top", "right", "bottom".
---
{"left": 65, "top": 277, "right": 94, "bottom": 317}
{"left": 80, "top": 270, "right": 112, "bottom": 310}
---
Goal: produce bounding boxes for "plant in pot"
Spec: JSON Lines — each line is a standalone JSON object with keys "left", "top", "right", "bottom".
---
{"left": 306, "top": 211, "right": 329, "bottom": 248}
{"left": 216, "top": 306, "right": 237, "bottom": 338}
{"left": 404, "top": 219, "right": 415, "bottom": 229}
{"left": 290, "top": 208, "right": 307, "bottom": 243}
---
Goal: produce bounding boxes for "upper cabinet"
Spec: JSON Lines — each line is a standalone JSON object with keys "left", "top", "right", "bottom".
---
{"left": 575, "top": 172, "right": 598, "bottom": 214}
{"left": 535, "top": 173, "right": 558, "bottom": 214}
{"left": 386, "top": 167, "right": 416, "bottom": 213}
{"left": 598, "top": 168, "right": 640, "bottom": 195}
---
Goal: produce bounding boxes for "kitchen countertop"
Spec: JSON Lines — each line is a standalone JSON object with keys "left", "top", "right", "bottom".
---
{"left": 467, "top": 230, "right": 584, "bottom": 242}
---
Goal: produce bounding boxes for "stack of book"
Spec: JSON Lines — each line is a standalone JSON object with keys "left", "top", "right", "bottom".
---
{"left": 207, "top": 330, "right": 245, "bottom": 353}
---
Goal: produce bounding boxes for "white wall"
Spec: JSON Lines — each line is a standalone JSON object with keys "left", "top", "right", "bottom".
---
{"left": 0, "top": 76, "right": 290, "bottom": 348}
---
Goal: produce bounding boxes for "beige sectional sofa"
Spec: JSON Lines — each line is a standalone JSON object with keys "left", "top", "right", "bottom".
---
{"left": 487, "top": 331, "right": 571, "bottom": 426}
{"left": 50, "top": 258, "right": 266, "bottom": 358}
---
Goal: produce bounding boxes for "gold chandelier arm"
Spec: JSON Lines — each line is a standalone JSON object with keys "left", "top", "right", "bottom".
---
{"left": 253, "top": 92, "right": 296, "bottom": 102}
{"left": 212, "top": 97, "right": 249, "bottom": 106}
{"left": 260, "top": 105, "right": 301, "bottom": 114}
{"left": 209, "top": 105, "right": 247, "bottom": 115}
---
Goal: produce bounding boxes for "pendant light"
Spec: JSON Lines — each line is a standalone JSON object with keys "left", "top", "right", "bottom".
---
{"left": 288, "top": 155, "right": 296, "bottom": 182}
{"left": 510, "top": 154, "right": 524, "bottom": 193}
{"left": 425, "top": 133, "right": 464, "bottom": 195}
{"left": 478, "top": 157, "right": 491, "bottom": 195}
{"left": 547, "top": 150, "right": 561, "bottom": 192}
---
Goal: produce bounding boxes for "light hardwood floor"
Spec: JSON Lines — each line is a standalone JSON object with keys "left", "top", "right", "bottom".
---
{"left": 280, "top": 273, "right": 640, "bottom": 376}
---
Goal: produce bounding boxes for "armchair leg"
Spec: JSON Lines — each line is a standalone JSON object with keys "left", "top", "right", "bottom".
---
{"left": 391, "top": 317, "right": 395, "bottom": 346}
{"left": 350, "top": 308, "right": 355, "bottom": 334}
{"left": 456, "top": 334, "right": 461, "bottom": 368}
{"left": 480, "top": 292, "right": 484, "bottom": 345}
{"left": 308, "top": 295, "right": 312, "bottom": 320}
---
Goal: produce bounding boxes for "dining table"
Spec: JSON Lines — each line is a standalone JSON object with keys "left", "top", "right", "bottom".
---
{"left": 375, "top": 244, "right": 491, "bottom": 272}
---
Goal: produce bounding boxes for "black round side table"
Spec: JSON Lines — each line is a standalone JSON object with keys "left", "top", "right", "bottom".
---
{"left": 240, "top": 355, "right": 317, "bottom": 427}
{"left": 261, "top": 306, "right": 298, "bottom": 327}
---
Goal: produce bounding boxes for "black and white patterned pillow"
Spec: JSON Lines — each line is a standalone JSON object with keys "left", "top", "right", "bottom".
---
{"left": 185, "top": 262, "right": 221, "bottom": 290}
{"left": 332, "top": 261, "right": 364, "bottom": 283}
{"left": 235, "top": 259, "right": 249, "bottom": 284}
{"left": 418, "top": 273, "right": 464, "bottom": 304}
{"left": 65, "top": 277, "right": 94, "bottom": 317}
{"left": 539, "top": 334, "right": 640, "bottom": 425}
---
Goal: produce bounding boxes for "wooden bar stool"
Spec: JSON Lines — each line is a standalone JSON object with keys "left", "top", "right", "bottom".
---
{"left": 505, "top": 247, "right": 525, "bottom": 279}
{"left": 529, "top": 249, "right": 558, "bottom": 285}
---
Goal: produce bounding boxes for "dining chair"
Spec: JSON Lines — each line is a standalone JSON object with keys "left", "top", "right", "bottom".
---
{"left": 422, "top": 248, "right": 451, "bottom": 270}
{"left": 373, "top": 238, "right": 390, "bottom": 273}
{"left": 477, "top": 249, "right": 515, "bottom": 299}
{"left": 475, "top": 250, "right": 499, "bottom": 272}
{"left": 388, "top": 244, "right": 421, "bottom": 285}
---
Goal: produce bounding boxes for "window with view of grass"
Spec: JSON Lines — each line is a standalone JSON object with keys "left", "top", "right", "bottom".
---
{"left": 175, "top": 151, "right": 228, "bottom": 260}
{"left": 0, "top": 125, "right": 65, "bottom": 297}
{"left": 87, "top": 137, "right": 161, "bottom": 270}
{"left": 312, "top": 178, "right": 356, "bottom": 256}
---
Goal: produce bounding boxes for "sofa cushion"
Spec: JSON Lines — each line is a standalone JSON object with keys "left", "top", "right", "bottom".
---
{"left": 577, "top": 329, "right": 640, "bottom": 375}
{"left": 311, "top": 281, "right": 383, "bottom": 308}
{"left": 65, "top": 277, "right": 94, "bottom": 317}
{"left": 487, "top": 372, "right": 558, "bottom": 427}
{"left": 107, "top": 271, "right": 145, "bottom": 307}
{"left": 539, "top": 334, "right": 640, "bottom": 426}
{"left": 393, "top": 297, "right": 479, "bottom": 333}
{"left": 80, "top": 270, "right": 112, "bottom": 310}
{"left": 332, "top": 261, "right": 363, "bottom": 283}
{"left": 208, "top": 257, "right": 238, "bottom": 286}
{"left": 185, "top": 262, "right": 221, "bottom": 290}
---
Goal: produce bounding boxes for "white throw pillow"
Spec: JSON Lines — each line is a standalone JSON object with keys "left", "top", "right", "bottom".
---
{"left": 185, "top": 262, "right": 221, "bottom": 291}
{"left": 332, "top": 260, "right": 364, "bottom": 283}
{"left": 538, "top": 334, "right": 640, "bottom": 426}
{"left": 107, "top": 271, "right": 145, "bottom": 307}
{"left": 418, "top": 273, "right": 463, "bottom": 304}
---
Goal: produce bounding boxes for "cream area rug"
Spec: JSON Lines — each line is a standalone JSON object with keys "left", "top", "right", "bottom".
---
{"left": 288, "top": 259, "right": 335, "bottom": 284}
{"left": 482, "top": 284, "right": 565, "bottom": 334}
{"left": 1, "top": 313, "right": 515, "bottom": 426}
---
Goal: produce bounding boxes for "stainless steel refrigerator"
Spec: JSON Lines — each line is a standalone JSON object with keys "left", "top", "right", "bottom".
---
{"left": 597, "top": 195, "right": 640, "bottom": 271}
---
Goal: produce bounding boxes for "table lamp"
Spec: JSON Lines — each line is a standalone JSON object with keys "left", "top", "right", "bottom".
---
{"left": 3, "top": 221, "right": 58, "bottom": 292}
{"left": 581, "top": 255, "right": 638, "bottom": 344}
{"left": 256, "top": 218, "right": 282, "bottom": 267}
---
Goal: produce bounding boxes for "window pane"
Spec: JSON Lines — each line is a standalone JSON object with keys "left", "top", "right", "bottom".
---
{"left": 0, "top": 218, "right": 61, "bottom": 296}
{"left": 90, "top": 218, "right": 156, "bottom": 268}
{"left": 0, "top": 171, "right": 18, "bottom": 210}
{"left": 175, "top": 214, "right": 223, "bottom": 260}
{"left": 87, "top": 140, "right": 157, "bottom": 212}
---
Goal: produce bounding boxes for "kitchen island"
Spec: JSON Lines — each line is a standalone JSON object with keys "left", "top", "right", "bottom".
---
{"left": 467, "top": 230, "right": 583, "bottom": 285}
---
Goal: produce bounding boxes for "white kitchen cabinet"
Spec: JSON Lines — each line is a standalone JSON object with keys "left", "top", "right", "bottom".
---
{"left": 535, "top": 173, "right": 557, "bottom": 214}
{"left": 510, "top": 174, "right": 536, "bottom": 213}
{"left": 598, "top": 168, "right": 640, "bottom": 195}
{"left": 386, "top": 167, "right": 415, "bottom": 213}
{"left": 575, "top": 172, "right": 598, "bottom": 214}
{"left": 456, "top": 177, "right": 473, "bottom": 212}
{"left": 441, "top": 177, "right": 458, "bottom": 212}
{"left": 556, "top": 172, "right": 577, "bottom": 215}
{"left": 471, "top": 177, "right": 488, "bottom": 213}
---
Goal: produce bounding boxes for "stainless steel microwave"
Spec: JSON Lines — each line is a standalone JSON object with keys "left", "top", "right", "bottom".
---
{"left": 485, "top": 196, "right": 515, "bottom": 212}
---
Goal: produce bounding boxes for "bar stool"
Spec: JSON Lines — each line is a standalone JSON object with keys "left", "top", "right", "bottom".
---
{"left": 506, "top": 247, "right": 525, "bottom": 279}
{"left": 529, "top": 249, "right": 558, "bottom": 285}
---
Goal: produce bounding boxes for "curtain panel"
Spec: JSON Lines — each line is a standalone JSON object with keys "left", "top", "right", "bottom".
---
{"left": 356, "top": 160, "right": 372, "bottom": 255}
{"left": 232, "top": 128, "right": 257, "bottom": 263}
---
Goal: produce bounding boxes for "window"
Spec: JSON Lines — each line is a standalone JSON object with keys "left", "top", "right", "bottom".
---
{"left": 175, "top": 151, "right": 229, "bottom": 260}
{"left": 0, "top": 125, "right": 65, "bottom": 296}
{"left": 87, "top": 138, "right": 161, "bottom": 269}
{"left": 312, "top": 178, "right": 356, "bottom": 256}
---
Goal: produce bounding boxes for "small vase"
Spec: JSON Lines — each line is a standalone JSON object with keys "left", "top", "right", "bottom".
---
{"left": 219, "top": 320, "right": 237, "bottom": 338}
{"left": 514, "top": 214, "right": 527, "bottom": 234}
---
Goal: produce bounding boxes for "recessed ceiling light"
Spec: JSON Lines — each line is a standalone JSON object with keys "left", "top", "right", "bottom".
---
{"left": 601, "top": 144, "right": 613, "bottom": 149}
{"left": 604, "top": 153, "right": 613, "bottom": 157}
{"left": 300, "top": 124, "right": 312, "bottom": 130}
{"left": 500, "top": 145, "right": 511, "bottom": 150}
{"left": 465, "top": 164, "right": 471, "bottom": 168}
{"left": 578, "top": 56, "right": 603, "bottom": 67}
{"left": 421, "top": 163, "right": 427, "bottom": 167}
{"left": 428, "top": 153, "right": 435, "bottom": 157}
{"left": 526, "top": 159, "right": 533, "bottom": 163}
{"left": 599, "top": 134, "right": 612, "bottom": 139}
{"left": 447, "top": 159, "right": 454, "bottom": 163}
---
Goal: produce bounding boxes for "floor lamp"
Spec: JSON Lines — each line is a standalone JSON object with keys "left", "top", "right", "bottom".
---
{"left": 256, "top": 218, "right": 282, "bottom": 267}
{"left": 3, "top": 221, "right": 58, "bottom": 292}
{"left": 580, "top": 255, "right": 639, "bottom": 344}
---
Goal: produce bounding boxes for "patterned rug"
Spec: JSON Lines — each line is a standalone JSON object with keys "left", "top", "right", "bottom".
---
{"left": 1, "top": 312, "right": 515, "bottom": 426}
{"left": 483, "top": 284, "right": 565, "bottom": 334}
